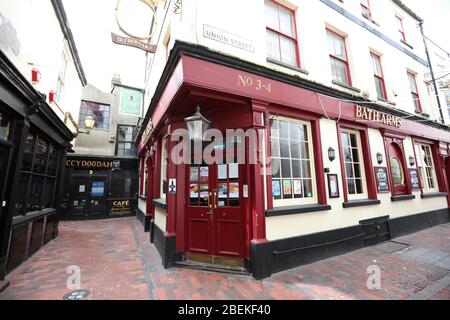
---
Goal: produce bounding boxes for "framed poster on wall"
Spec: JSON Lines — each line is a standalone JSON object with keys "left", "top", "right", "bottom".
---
{"left": 409, "top": 168, "right": 420, "bottom": 190}
{"left": 327, "top": 174, "right": 339, "bottom": 198}
{"left": 374, "top": 166, "right": 390, "bottom": 193}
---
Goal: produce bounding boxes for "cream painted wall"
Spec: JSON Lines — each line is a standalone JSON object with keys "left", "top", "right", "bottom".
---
{"left": 143, "top": 0, "right": 436, "bottom": 122}
{"left": 138, "top": 198, "right": 147, "bottom": 213}
{"left": 154, "top": 206, "right": 167, "bottom": 231}
{"left": 0, "top": 0, "right": 84, "bottom": 133}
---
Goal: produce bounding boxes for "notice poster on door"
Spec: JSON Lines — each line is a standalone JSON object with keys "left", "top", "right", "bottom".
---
{"left": 199, "top": 184, "right": 209, "bottom": 198}
{"left": 79, "top": 185, "right": 85, "bottom": 193}
{"left": 190, "top": 184, "right": 199, "bottom": 198}
{"left": 218, "top": 183, "right": 228, "bottom": 198}
{"left": 91, "top": 181, "right": 105, "bottom": 197}
{"left": 190, "top": 167, "right": 199, "bottom": 182}
{"left": 218, "top": 164, "right": 227, "bottom": 180}
{"left": 200, "top": 166, "right": 209, "bottom": 182}
{"left": 229, "top": 182, "right": 239, "bottom": 198}
{"left": 229, "top": 163, "right": 239, "bottom": 178}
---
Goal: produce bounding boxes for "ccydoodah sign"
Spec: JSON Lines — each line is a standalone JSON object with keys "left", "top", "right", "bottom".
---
{"left": 66, "top": 159, "right": 113, "bottom": 169}
{"left": 355, "top": 105, "right": 402, "bottom": 128}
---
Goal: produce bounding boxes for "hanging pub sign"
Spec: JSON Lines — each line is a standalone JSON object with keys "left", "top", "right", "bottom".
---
{"left": 355, "top": 106, "right": 402, "bottom": 128}
{"left": 374, "top": 166, "right": 390, "bottom": 192}
{"left": 409, "top": 168, "right": 421, "bottom": 190}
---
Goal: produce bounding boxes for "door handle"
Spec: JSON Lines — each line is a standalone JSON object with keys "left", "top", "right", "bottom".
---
{"left": 208, "top": 192, "right": 212, "bottom": 209}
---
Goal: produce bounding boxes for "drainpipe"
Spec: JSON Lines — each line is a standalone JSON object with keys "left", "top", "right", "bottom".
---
{"left": 419, "top": 20, "right": 445, "bottom": 124}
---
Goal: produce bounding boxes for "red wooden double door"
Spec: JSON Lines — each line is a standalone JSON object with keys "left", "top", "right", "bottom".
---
{"left": 186, "top": 156, "right": 245, "bottom": 261}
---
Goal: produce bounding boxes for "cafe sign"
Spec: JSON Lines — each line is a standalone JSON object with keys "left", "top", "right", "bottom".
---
{"left": 355, "top": 106, "right": 402, "bottom": 128}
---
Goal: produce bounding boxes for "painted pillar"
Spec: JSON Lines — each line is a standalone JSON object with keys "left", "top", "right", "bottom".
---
{"left": 249, "top": 100, "right": 271, "bottom": 279}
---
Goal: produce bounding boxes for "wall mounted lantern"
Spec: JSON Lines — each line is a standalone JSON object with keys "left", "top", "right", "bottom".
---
{"left": 409, "top": 156, "right": 416, "bottom": 167}
{"left": 376, "top": 152, "right": 383, "bottom": 165}
{"left": 83, "top": 114, "right": 96, "bottom": 134}
{"left": 184, "top": 105, "right": 211, "bottom": 141}
{"left": 328, "top": 147, "right": 336, "bottom": 162}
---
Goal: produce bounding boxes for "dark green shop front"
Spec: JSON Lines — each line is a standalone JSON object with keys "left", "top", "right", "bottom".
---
{"left": 61, "top": 156, "right": 138, "bottom": 219}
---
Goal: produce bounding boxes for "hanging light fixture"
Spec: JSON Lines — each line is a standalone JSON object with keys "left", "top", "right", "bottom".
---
{"left": 184, "top": 105, "right": 211, "bottom": 141}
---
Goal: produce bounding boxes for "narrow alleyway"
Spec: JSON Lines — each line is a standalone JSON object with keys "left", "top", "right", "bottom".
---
{"left": 1, "top": 217, "right": 449, "bottom": 300}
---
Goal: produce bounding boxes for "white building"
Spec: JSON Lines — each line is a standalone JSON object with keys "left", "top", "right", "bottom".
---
{"left": 0, "top": 0, "right": 86, "bottom": 133}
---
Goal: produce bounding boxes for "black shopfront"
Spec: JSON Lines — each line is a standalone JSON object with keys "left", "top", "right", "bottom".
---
{"left": 61, "top": 155, "right": 138, "bottom": 219}
{"left": 0, "top": 51, "right": 73, "bottom": 279}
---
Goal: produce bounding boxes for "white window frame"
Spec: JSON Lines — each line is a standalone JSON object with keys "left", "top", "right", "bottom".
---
{"left": 414, "top": 143, "right": 438, "bottom": 193}
{"left": 270, "top": 116, "right": 317, "bottom": 207}
{"left": 341, "top": 128, "right": 368, "bottom": 201}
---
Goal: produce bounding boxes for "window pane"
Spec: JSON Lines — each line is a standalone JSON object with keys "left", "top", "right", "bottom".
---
{"left": 266, "top": 30, "right": 280, "bottom": 61}
{"left": 28, "top": 176, "right": 43, "bottom": 212}
{"left": 271, "top": 159, "right": 281, "bottom": 178}
{"left": 265, "top": 0, "right": 279, "bottom": 30}
{"left": 13, "top": 173, "right": 29, "bottom": 215}
{"left": 408, "top": 73, "right": 417, "bottom": 92}
{"left": 22, "top": 133, "right": 35, "bottom": 171}
{"left": 282, "top": 179, "right": 292, "bottom": 198}
{"left": 292, "top": 160, "right": 301, "bottom": 178}
{"left": 390, "top": 157, "right": 404, "bottom": 185}
{"left": 300, "top": 142, "right": 309, "bottom": 159}
{"left": 328, "top": 32, "right": 346, "bottom": 59}
{"left": 347, "top": 179, "right": 356, "bottom": 194}
{"left": 42, "top": 178, "right": 55, "bottom": 208}
{"left": 280, "top": 139, "right": 290, "bottom": 158}
{"left": 351, "top": 148, "right": 360, "bottom": 163}
{"left": 290, "top": 141, "right": 300, "bottom": 158}
{"left": 303, "top": 179, "right": 313, "bottom": 197}
{"left": 47, "top": 145, "right": 59, "bottom": 176}
{"left": 280, "top": 36, "right": 296, "bottom": 65}
{"left": 279, "top": 6, "right": 295, "bottom": 37}
{"left": 335, "top": 59, "right": 349, "bottom": 85}
{"left": 281, "top": 159, "right": 291, "bottom": 178}
{"left": 371, "top": 54, "right": 382, "bottom": 76}
{"left": 33, "top": 137, "right": 48, "bottom": 174}
{"left": 78, "top": 101, "right": 110, "bottom": 129}
{"left": 279, "top": 119, "right": 289, "bottom": 138}
{"left": 375, "top": 77, "right": 385, "bottom": 99}
{"left": 271, "top": 138, "right": 279, "bottom": 157}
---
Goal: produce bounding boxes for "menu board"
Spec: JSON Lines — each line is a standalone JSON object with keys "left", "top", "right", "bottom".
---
{"left": 374, "top": 167, "right": 390, "bottom": 192}
{"left": 409, "top": 168, "right": 420, "bottom": 190}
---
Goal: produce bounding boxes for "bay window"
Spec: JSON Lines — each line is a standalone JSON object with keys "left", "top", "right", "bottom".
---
{"left": 414, "top": 143, "right": 438, "bottom": 192}
{"left": 341, "top": 129, "right": 367, "bottom": 200}
{"left": 327, "top": 29, "right": 351, "bottom": 86}
{"left": 270, "top": 118, "right": 315, "bottom": 206}
{"left": 265, "top": 0, "right": 299, "bottom": 67}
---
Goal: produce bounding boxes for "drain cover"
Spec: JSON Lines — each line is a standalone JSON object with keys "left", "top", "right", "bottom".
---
{"left": 63, "top": 289, "right": 90, "bottom": 300}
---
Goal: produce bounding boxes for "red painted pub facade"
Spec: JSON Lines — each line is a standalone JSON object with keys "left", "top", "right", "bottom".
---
{"left": 136, "top": 41, "right": 450, "bottom": 279}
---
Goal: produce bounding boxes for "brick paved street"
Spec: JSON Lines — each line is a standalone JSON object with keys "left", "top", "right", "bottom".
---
{"left": 0, "top": 217, "right": 449, "bottom": 300}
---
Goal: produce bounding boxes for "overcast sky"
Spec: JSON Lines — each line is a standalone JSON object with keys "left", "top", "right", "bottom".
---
{"left": 63, "top": 0, "right": 450, "bottom": 92}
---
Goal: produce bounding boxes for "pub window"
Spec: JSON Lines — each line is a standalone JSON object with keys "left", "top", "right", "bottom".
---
{"left": 414, "top": 143, "right": 438, "bottom": 192}
{"left": 407, "top": 71, "right": 422, "bottom": 113}
{"left": 270, "top": 118, "right": 316, "bottom": 206}
{"left": 265, "top": 0, "right": 299, "bottom": 67}
{"left": 116, "top": 125, "right": 136, "bottom": 157}
{"left": 13, "top": 130, "right": 60, "bottom": 216}
{"left": 160, "top": 137, "right": 168, "bottom": 199}
{"left": 327, "top": 29, "right": 351, "bottom": 86}
{"left": 78, "top": 100, "right": 110, "bottom": 130}
{"left": 0, "top": 110, "right": 12, "bottom": 140}
{"left": 340, "top": 129, "right": 367, "bottom": 200}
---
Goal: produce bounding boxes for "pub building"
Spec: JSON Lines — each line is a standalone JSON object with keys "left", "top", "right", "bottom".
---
{"left": 136, "top": 41, "right": 450, "bottom": 279}
{"left": 60, "top": 155, "right": 138, "bottom": 219}
{"left": 0, "top": 50, "right": 73, "bottom": 279}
